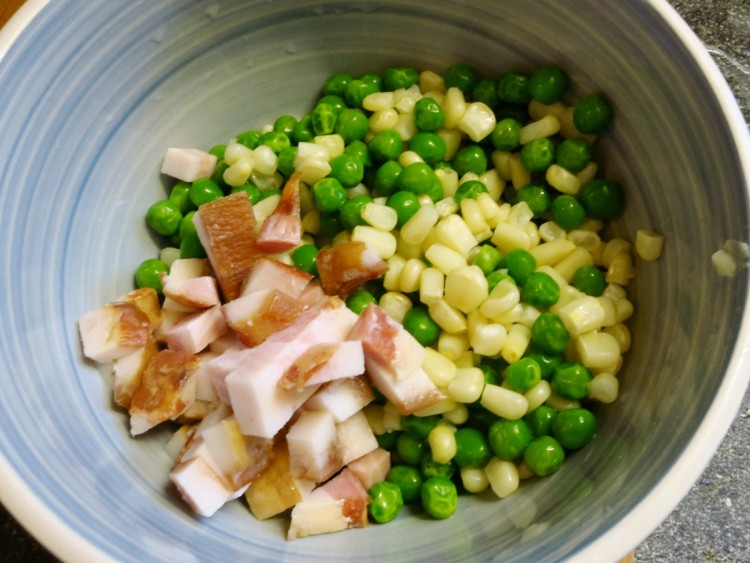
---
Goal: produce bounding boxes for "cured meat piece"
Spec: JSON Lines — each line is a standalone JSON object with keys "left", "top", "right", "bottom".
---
{"left": 163, "top": 305, "right": 227, "bottom": 355}
{"left": 256, "top": 172, "right": 303, "bottom": 253}
{"left": 193, "top": 192, "right": 262, "bottom": 301}
{"left": 347, "top": 447, "right": 391, "bottom": 491}
{"left": 278, "top": 341, "right": 365, "bottom": 390}
{"left": 223, "top": 288, "right": 306, "bottom": 348}
{"left": 162, "top": 276, "right": 220, "bottom": 310}
{"left": 112, "top": 337, "right": 159, "bottom": 408}
{"left": 286, "top": 409, "right": 340, "bottom": 483}
{"left": 317, "top": 241, "right": 388, "bottom": 298}
{"left": 240, "top": 257, "right": 313, "bottom": 300}
{"left": 336, "top": 410, "right": 378, "bottom": 467}
{"left": 79, "top": 300, "right": 153, "bottom": 363}
{"left": 161, "top": 147, "right": 217, "bottom": 183}
{"left": 303, "top": 375, "right": 374, "bottom": 423}
{"left": 171, "top": 455, "right": 234, "bottom": 517}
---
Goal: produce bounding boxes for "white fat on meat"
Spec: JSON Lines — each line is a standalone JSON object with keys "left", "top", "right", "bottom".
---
{"left": 286, "top": 409, "right": 340, "bottom": 483}
{"left": 161, "top": 148, "right": 217, "bottom": 183}
{"left": 162, "top": 276, "right": 220, "bottom": 310}
{"left": 112, "top": 338, "right": 158, "bottom": 408}
{"left": 347, "top": 447, "right": 391, "bottom": 491}
{"left": 239, "top": 257, "right": 313, "bottom": 299}
{"left": 303, "top": 375, "right": 374, "bottom": 423}
{"left": 79, "top": 301, "right": 152, "bottom": 363}
{"left": 278, "top": 341, "right": 365, "bottom": 390}
{"left": 336, "top": 410, "right": 378, "bottom": 467}
{"left": 163, "top": 305, "right": 228, "bottom": 355}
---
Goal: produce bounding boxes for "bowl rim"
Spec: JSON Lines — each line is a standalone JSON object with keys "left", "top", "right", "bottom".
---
{"left": 0, "top": 1, "right": 749, "bottom": 561}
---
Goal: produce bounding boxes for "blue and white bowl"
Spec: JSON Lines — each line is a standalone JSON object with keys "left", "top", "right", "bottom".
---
{"left": 1, "top": 1, "right": 749, "bottom": 561}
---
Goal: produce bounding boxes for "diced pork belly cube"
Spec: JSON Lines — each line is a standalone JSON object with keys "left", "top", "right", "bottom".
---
{"left": 118, "top": 287, "right": 162, "bottom": 327}
{"left": 162, "top": 276, "right": 220, "bottom": 310}
{"left": 286, "top": 409, "right": 341, "bottom": 483}
{"left": 163, "top": 305, "right": 227, "bottom": 355}
{"left": 240, "top": 257, "right": 313, "bottom": 300}
{"left": 288, "top": 468, "right": 369, "bottom": 540}
{"left": 205, "top": 347, "right": 256, "bottom": 404}
{"left": 303, "top": 375, "right": 375, "bottom": 423}
{"left": 161, "top": 147, "right": 217, "bottom": 183}
{"left": 177, "top": 400, "right": 216, "bottom": 422}
{"left": 245, "top": 440, "right": 316, "bottom": 520}
{"left": 348, "top": 304, "right": 445, "bottom": 415}
{"left": 129, "top": 349, "right": 199, "bottom": 436}
{"left": 278, "top": 341, "right": 365, "bottom": 391}
{"left": 223, "top": 288, "right": 306, "bottom": 348}
{"left": 257, "top": 172, "right": 302, "bottom": 253}
{"left": 194, "top": 351, "right": 219, "bottom": 402}
{"left": 194, "top": 192, "right": 262, "bottom": 301}
{"left": 112, "top": 337, "right": 159, "bottom": 408}
{"left": 79, "top": 300, "right": 153, "bottom": 363}
{"left": 347, "top": 447, "right": 391, "bottom": 491}
{"left": 208, "top": 331, "right": 245, "bottom": 355}
{"left": 165, "top": 424, "right": 194, "bottom": 460}
{"left": 266, "top": 296, "right": 358, "bottom": 347}
{"left": 297, "top": 279, "right": 327, "bottom": 307}
{"left": 336, "top": 410, "right": 378, "bottom": 466}
{"left": 171, "top": 455, "right": 233, "bottom": 517}
{"left": 317, "top": 241, "right": 388, "bottom": 298}
{"left": 169, "top": 258, "right": 214, "bottom": 280}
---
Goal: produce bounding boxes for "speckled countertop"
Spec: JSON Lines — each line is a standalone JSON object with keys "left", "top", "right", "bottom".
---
{"left": 1, "top": 1, "right": 749, "bottom": 562}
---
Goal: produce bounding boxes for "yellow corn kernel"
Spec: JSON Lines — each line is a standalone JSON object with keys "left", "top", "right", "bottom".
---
{"left": 601, "top": 238, "right": 632, "bottom": 268}
{"left": 383, "top": 255, "right": 406, "bottom": 292}
{"left": 558, "top": 105, "right": 596, "bottom": 142}
{"left": 604, "top": 322, "right": 631, "bottom": 353}
{"left": 454, "top": 350, "right": 478, "bottom": 368}
{"left": 398, "top": 150, "right": 424, "bottom": 168}
{"left": 501, "top": 323, "right": 531, "bottom": 363}
{"left": 545, "top": 391, "right": 580, "bottom": 411}
{"left": 442, "top": 87, "right": 467, "bottom": 128}
{"left": 419, "top": 70, "right": 444, "bottom": 94}
{"left": 224, "top": 141, "right": 254, "bottom": 165}
{"left": 554, "top": 246, "right": 594, "bottom": 282}
{"left": 296, "top": 156, "right": 331, "bottom": 185}
{"left": 443, "top": 403, "right": 469, "bottom": 425}
{"left": 470, "top": 323, "right": 508, "bottom": 357}
{"left": 362, "top": 404, "right": 386, "bottom": 435}
{"left": 635, "top": 229, "right": 664, "bottom": 261}
{"left": 508, "top": 201, "right": 534, "bottom": 227}
{"left": 435, "top": 214, "right": 478, "bottom": 257}
{"left": 393, "top": 112, "right": 417, "bottom": 141}
{"left": 596, "top": 296, "right": 617, "bottom": 327}
{"left": 447, "top": 367, "right": 486, "bottom": 403}
{"left": 434, "top": 197, "right": 459, "bottom": 218}
{"left": 567, "top": 229, "right": 602, "bottom": 254}
{"left": 359, "top": 202, "right": 398, "bottom": 233}
{"left": 368, "top": 109, "right": 399, "bottom": 132}
{"left": 485, "top": 457, "right": 520, "bottom": 499}
{"left": 535, "top": 265, "right": 569, "bottom": 291}
{"left": 524, "top": 380, "right": 552, "bottom": 413}
{"left": 252, "top": 194, "right": 280, "bottom": 226}
{"left": 223, "top": 156, "right": 253, "bottom": 187}
{"left": 606, "top": 252, "right": 635, "bottom": 286}
{"left": 539, "top": 221, "right": 567, "bottom": 242}
{"left": 530, "top": 239, "right": 576, "bottom": 267}
{"left": 461, "top": 467, "right": 489, "bottom": 493}
{"left": 428, "top": 425, "right": 457, "bottom": 464}
{"left": 603, "top": 282, "right": 627, "bottom": 301}
{"left": 331, "top": 230, "right": 351, "bottom": 247}
{"left": 414, "top": 398, "right": 457, "bottom": 417}
{"left": 516, "top": 303, "right": 541, "bottom": 329}
{"left": 379, "top": 291, "right": 413, "bottom": 324}
{"left": 437, "top": 128, "right": 463, "bottom": 162}
{"left": 576, "top": 161, "right": 598, "bottom": 185}
{"left": 437, "top": 332, "right": 470, "bottom": 361}
{"left": 301, "top": 209, "right": 321, "bottom": 235}
{"left": 480, "top": 279, "right": 521, "bottom": 320}
{"left": 481, "top": 384, "right": 528, "bottom": 419}
{"left": 519, "top": 114, "right": 560, "bottom": 144}
{"left": 516, "top": 461, "right": 536, "bottom": 480}
{"left": 528, "top": 99, "right": 566, "bottom": 121}
{"left": 346, "top": 184, "right": 370, "bottom": 200}
{"left": 460, "top": 198, "right": 490, "bottom": 236}
{"left": 466, "top": 308, "right": 488, "bottom": 340}
{"left": 363, "top": 91, "right": 395, "bottom": 112}
{"left": 422, "top": 347, "right": 457, "bottom": 388}
{"left": 476, "top": 192, "right": 502, "bottom": 228}
{"left": 425, "top": 243, "right": 467, "bottom": 274}
{"left": 576, "top": 331, "right": 621, "bottom": 369}
{"left": 491, "top": 222, "right": 532, "bottom": 254}
{"left": 479, "top": 169, "right": 506, "bottom": 201}
{"left": 549, "top": 285, "right": 584, "bottom": 315}
{"left": 252, "top": 145, "right": 278, "bottom": 176}
{"left": 429, "top": 299, "right": 468, "bottom": 334}
{"left": 400, "top": 205, "right": 440, "bottom": 246}
{"left": 423, "top": 90, "right": 445, "bottom": 106}
{"left": 545, "top": 163, "right": 581, "bottom": 195}
{"left": 351, "top": 226, "right": 397, "bottom": 259}
{"left": 314, "top": 134, "right": 345, "bottom": 158}
{"left": 444, "top": 265, "right": 488, "bottom": 313}
{"left": 589, "top": 372, "right": 619, "bottom": 403}
{"left": 393, "top": 87, "right": 420, "bottom": 114}
{"left": 509, "top": 153, "right": 531, "bottom": 190}
{"left": 458, "top": 101, "right": 496, "bottom": 142}
{"left": 491, "top": 150, "right": 513, "bottom": 181}
{"left": 613, "top": 298, "right": 634, "bottom": 323}
{"left": 382, "top": 401, "right": 403, "bottom": 432}
{"left": 418, "top": 267, "right": 444, "bottom": 305}
{"left": 395, "top": 234, "right": 422, "bottom": 261}
{"left": 556, "top": 295, "right": 607, "bottom": 335}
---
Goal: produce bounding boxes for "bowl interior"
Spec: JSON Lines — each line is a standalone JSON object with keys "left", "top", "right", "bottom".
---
{"left": 1, "top": 1, "right": 749, "bottom": 561}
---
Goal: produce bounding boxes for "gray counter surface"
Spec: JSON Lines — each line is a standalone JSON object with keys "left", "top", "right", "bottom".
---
{"left": 1, "top": 0, "right": 749, "bottom": 561}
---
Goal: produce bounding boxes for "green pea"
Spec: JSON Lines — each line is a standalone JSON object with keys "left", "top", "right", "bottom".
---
{"left": 291, "top": 114, "right": 315, "bottom": 143}
{"left": 230, "top": 183, "right": 262, "bottom": 204}
{"left": 312, "top": 177, "right": 347, "bottom": 213}
{"left": 344, "top": 78, "right": 379, "bottom": 108}
{"left": 488, "top": 418, "right": 533, "bottom": 461}
{"left": 505, "top": 357, "right": 542, "bottom": 394}
{"left": 398, "top": 162, "right": 436, "bottom": 195}
{"left": 317, "top": 94, "right": 346, "bottom": 115}
{"left": 210, "top": 160, "right": 230, "bottom": 191}
{"left": 345, "top": 288, "right": 377, "bottom": 314}
{"left": 335, "top": 108, "right": 369, "bottom": 144}
{"left": 420, "top": 454, "right": 457, "bottom": 480}
{"left": 368, "top": 481, "right": 403, "bottom": 523}
{"left": 551, "top": 194, "right": 586, "bottom": 231}
{"left": 523, "top": 436, "right": 565, "bottom": 476}
{"left": 421, "top": 476, "right": 458, "bottom": 519}
{"left": 277, "top": 146, "right": 298, "bottom": 178}
{"left": 471, "top": 244, "right": 502, "bottom": 276}
{"left": 505, "top": 248, "right": 537, "bottom": 285}
{"left": 520, "top": 138, "right": 556, "bottom": 172}
{"left": 135, "top": 258, "right": 169, "bottom": 294}
{"left": 258, "top": 188, "right": 282, "bottom": 202}
{"left": 528, "top": 65, "right": 567, "bottom": 104}
{"left": 572, "top": 264, "right": 606, "bottom": 296}
{"left": 188, "top": 178, "right": 223, "bottom": 207}
{"left": 376, "top": 430, "right": 400, "bottom": 451}
{"left": 208, "top": 144, "right": 226, "bottom": 160}
{"left": 396, "top": 432, "right": 426, "bottom": 466}
{"left": 401, "top": 414, "right": 441, "bottom": 440}
{"left": 273, "top": 114, "right": 298, "bottom": 136}
{"left": 524, "top": 405, "right": 558, "bottom": 437}
{"left": 329, "top": 154, "right": 364, "bottom": 188}
{"left": 387, "top": 190, "right": 421, "bottom": 228}
{"left": 556, "top": 138, "right": 591, "bottom": 172}
{"left": 472, "top": 78, "right": 498, "bottom": 108}
{"left": 490, "top": 118, "right": 522, "bottom": 151}
{"left": 311, "top": 103, "right": 337, "bottom": 136}
{"left": 531, "top": 312, "right": 570, "bottom": 354}
{"left": 236, "top": 129, "right": 261, "bottom": 149}
{"left": 178, "top": 211, "right": 197, "bottom": 242}
{"left": 552, "top": 408, "right": 597, "bottom": 449}
{"left": 452, "top": 144, "right": 487, "bottom": 176}
{"left": 497, "top": 71, "right": 530, "bottom": 104}
{"left": 521, "top": 271, "right": 560, "bottom": 308}
{"left": 291, "top": 244, "right": 318, "bottom": 276}
{"left": 413, "top": 97, "right": 445, "bottom": 132}
{"left": 580, "top": 179, "right": 624, "bottom": 220}
{"left": 444, "top": 63, "right": 477, "bottom": 94}
{"left": 551, "top": 363, "right": 592, "bottom": 400}
{"left": 344, "top": 140, "right": 372, "bottom": 167}
{"left": 402, "top": 306, "right": 440, "bottom": 346}
{"left": 339, "top": 195, "right": 372, "bottom": 231}
{"left": 464, "top": 404, "right": 499, "bottom": 431}
{"left": 486, "top": 270, "right": 515, "bottom": 293}
{"left": 523, "top": 344, "right": 563, "bottom": 379}
{"left": 479, "top": 359, "right": 505, "bottom": 386}
{"left": 514, "top": 183, "right": 551, "bottom": 218}
{"left": 454, "top": 180, "right": 488, "bottom": 203}
{"left": 573, "top": 94, "right": 613, "bottom": 134}
{"left": 369, "top": 129, "right": 404, "bottom": 163}
{"left": 179, "top": 230, "right": 207, "bottom": 259}
{"left": 259, "top": 131, "right": 290, "bottom": 154}
{"left": 168, "top": 181, "right": 195, "bottom": 215}
{"left": 383, "top": 66, "right": 419, "bottom": 91}
{"left": 323, "top": 72, "right": 353, "bottom": 97}
{"left": 386, "top": 463, "right": 424, "bottom": 505}
{"left": 359, "top": 72, "right": 383, "bottom": 89}
{"left": 453, "top": 427, "right": 492, "bottom": 468}
{"left": 408, "top": 132, "right": 446, "bottom": 165}
{"left": 374, "top": 160, "right": 403, "bottom": 197}
{"left": 426, "top": 177, "right": 444, "bottom": 202}
{"left": 318, "top": 211, "right": 344, "bottom": 238}
{"left": 146, "top": 199, "right": 183, "bottom": 236}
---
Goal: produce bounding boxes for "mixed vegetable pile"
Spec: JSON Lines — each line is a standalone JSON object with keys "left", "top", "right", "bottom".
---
{"left": 79, "top": 63, "right": 664, "bottom": 538}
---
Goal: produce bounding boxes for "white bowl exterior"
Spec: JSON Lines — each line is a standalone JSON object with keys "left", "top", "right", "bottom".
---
{"left": 0, "top": 1, "right": 749, "bottom": 562}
